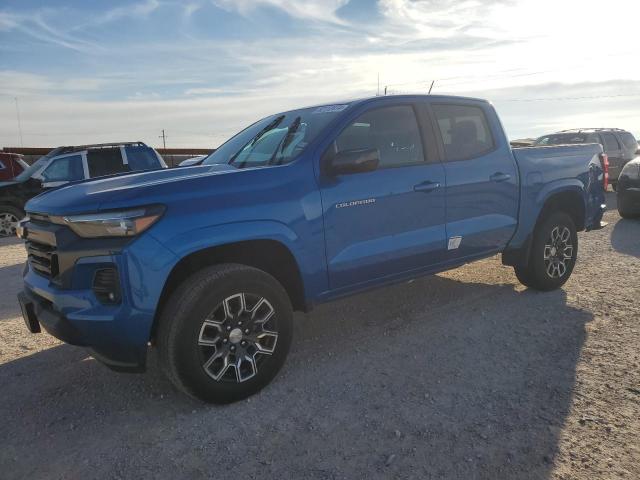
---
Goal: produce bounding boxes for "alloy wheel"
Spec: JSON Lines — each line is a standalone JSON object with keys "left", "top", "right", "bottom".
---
{"left": 197, "top": 292, "right": 279, "bottom": 383}
{"left": 0, "top": 213, "right": 18, "bottom": 237}
{"left": 543, "top": 226, "right": 573, "bottom": 278}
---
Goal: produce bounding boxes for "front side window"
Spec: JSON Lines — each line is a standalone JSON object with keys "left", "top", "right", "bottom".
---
{"left": 432, "top": 104, "right": 494, "bottom": 161}
{"left": 41, "top": 155, "right": 84, "bottom": 183}
{"left": 601, "top": 133, "right": 620, "bottom": 152}
{"left": 331, "top": 105, "right": 425, "bottom": 168}
{"left": 87, "top": 149, "right": 129, "bottom": 178}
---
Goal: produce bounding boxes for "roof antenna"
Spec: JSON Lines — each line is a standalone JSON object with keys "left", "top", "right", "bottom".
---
{"left": 428, "top": 80, "right": 435, "bottom": 94}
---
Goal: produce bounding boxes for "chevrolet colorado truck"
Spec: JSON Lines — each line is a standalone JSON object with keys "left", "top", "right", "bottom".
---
{"left": 17, "top": 95, "right": 608, "bottom": 403}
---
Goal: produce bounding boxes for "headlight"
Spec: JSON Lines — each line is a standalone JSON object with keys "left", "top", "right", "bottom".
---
{"left": 63, "top": 205, "right": 164, "bottom": 238}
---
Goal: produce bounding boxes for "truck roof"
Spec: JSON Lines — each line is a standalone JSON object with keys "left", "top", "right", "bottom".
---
{"left": 299, "top": 94, "right": 490, "bottom": 112}
{"left": 556, "top": 128, "right": 632, "bottom": 134}
{"left": 54, "top": 141, "right": 149, "bottom": 155}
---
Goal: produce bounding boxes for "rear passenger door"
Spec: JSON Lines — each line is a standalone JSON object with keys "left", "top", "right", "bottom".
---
{"left": 429, "top": 101, "right": 519, "bottom": 260}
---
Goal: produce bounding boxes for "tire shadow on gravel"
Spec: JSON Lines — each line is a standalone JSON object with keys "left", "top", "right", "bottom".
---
{"left": 611, "top": 217, "right": 640, "bottom": 257}
{"left": 0, "top": 274, "right": 591, "bottom": 480}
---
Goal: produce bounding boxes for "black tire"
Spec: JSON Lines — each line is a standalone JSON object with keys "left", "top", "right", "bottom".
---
{"left": 617, "top": 197, "right": 639, "bottom": 219}
{"left": 514, "top": 212, "right": 578, "bottom": 291}
{"left": 157, "top": 263, "right": 293, "bottom": 404}
{"left": 0, "top": 205, "right": 23, "bottom": 237}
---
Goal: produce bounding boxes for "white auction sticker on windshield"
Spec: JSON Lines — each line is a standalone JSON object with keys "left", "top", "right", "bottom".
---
{"left": 312, "top": 104, "right": 349, "bottom": 114}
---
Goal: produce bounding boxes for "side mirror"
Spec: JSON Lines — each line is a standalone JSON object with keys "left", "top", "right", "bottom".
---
{"left": 636, "top": 148, "right": 640, "bottom": 156}
{"left": 328, "top": 148, "right": 379, "bottom": 175}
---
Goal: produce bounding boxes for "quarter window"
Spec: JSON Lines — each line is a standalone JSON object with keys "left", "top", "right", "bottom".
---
{"left": 432, "top": 104, "right": 494, "bottom": 161}
{"left": 620, "top": 132, "right": 637, "bottom": 150}
{"left": 332, "top": 105, "right": 425, "bottom": 168}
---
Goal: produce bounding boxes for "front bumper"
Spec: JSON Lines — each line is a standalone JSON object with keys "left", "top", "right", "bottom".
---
{"left": 18, "top": 222, "right": 178, "bottom": 372}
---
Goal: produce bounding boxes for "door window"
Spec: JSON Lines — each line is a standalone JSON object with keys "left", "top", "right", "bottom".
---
{"left": 87, "top": 149, "right": 129, "bottom": 178}
{"left": 432, "top": 104, "right": 495, "bottom": 161}
{"left": 41, "top": 155, "right": 84, "bottom": 183}
{"left": 601, "top": 133, "right": 620, "bottom": 152}
{"left": 333, "top": 105, "right": 425, "bottom": 168}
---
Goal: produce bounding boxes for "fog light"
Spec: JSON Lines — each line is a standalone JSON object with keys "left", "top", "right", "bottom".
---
{"left": 92, "top": 268, "right": 121, "bottom": 304}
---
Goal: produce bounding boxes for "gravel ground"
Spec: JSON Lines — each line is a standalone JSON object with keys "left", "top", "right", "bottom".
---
{"left": 0, "top": 192, "right": 638, "bottom": 480}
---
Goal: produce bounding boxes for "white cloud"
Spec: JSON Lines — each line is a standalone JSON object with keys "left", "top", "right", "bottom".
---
{"left": 212, "top": 0, "right": 350, "bottom": 24}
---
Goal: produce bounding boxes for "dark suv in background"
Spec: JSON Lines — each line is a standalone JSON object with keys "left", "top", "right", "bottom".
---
{"left": 0, "top": 142, "right": 166, "bottom": 236}
{"left": 535, "top": 128, "right": 639, "bottom": 190}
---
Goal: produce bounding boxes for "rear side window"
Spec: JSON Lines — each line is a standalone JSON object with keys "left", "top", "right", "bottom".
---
{"left": 432, "top": 104, "right": 494, "bottom": 161}
{"left": 601, "top": 133, "right": 620, "bottom": 152}
{"left": 125, "top": 146, "right": 163, "bottom": 171}
{"left": 333, "top": 105, "right": 425, "bottom": 168}
{"left": 41, "top": 155, "right": 84, "bottom": 182}
{"left": 620, "top": 132, "right": 637, "bottom": 150}
{"left": 87, "top": 149, "right": 129, "bottom": 178}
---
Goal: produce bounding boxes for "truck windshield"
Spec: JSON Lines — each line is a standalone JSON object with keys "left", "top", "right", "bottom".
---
{"left": 203, "top": 104, "right": 350, "bottom": 168}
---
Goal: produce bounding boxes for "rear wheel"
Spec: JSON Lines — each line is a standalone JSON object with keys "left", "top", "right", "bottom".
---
{"left": 514, "top": 212, "right": 578, "bottom": 291}
{"left": 0, "top": 206, "right": 22, "bottom": 237}
{"left": 157, "top": 264, "right": 293, "bottom": 403}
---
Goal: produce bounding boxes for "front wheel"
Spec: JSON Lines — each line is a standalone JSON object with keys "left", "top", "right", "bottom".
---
{"left": 514, "top": 212, "right": 578, "bottom": 291}
{"left": 0, "top": 206, "right": 22, "bottom": 237}
{"left": 157, "top": 264, "right": 293, "bottom": 403}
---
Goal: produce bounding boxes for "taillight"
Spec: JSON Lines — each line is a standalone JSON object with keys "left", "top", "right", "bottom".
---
{"left": 599, "top": 153, "right": 609, "bottom": 190}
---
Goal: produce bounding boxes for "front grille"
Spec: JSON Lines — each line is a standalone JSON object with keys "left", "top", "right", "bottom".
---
{"left": 26, "top": 240, "right": 59, "bottom": 279}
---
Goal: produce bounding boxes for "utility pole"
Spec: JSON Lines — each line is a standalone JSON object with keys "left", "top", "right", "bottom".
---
{"left": 159, "top": 129, "right": 167, "bottom": 150}
{"left": 14, "top": 97, "right": 23, "bottom": 147}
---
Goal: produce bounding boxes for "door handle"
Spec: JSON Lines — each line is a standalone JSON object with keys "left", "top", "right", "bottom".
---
{"left": 413, "top": 181, "right": 441, "bottom": 193}
{"left": 490, "top": 172, "right": 511, "bottom": 183}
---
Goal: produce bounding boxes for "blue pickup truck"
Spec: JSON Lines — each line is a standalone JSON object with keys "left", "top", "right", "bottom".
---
{"left": 17, "top": 95, "right": 607, "bottom": 403}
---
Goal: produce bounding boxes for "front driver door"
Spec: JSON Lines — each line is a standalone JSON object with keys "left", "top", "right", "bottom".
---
{"left": 319, "top": 103, "right": 447, "bottom": 291}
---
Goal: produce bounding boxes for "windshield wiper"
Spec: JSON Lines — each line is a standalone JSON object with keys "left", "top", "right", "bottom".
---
{"left": 228, "top": 115, "right": 285, "bottom": 167}
{"left": 267, "top": 116, "right": 302, "bottom": 166}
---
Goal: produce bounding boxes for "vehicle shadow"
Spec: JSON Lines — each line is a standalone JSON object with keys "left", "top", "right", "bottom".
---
{"left": 611, "top": 217, "right": 640, "bottom": 258}
{"left": 0, "top": 263, "right": 25, "bottom": 322}
{"left": 0, "top": 273, "right": 590, "bottom": 480}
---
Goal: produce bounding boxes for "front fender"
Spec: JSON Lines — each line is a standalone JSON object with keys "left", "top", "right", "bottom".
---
{"left": 155, "top": 219, "right": 324, "bottom": 301}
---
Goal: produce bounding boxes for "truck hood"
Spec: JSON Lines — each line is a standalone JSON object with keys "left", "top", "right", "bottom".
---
{"left": 26, "top": 164, "right": 237, "bottom": 215}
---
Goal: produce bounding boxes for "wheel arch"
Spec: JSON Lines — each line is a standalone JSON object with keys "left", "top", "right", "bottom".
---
{"left": 151, "top": 238, "right": 307, "bottom": 341}
{"left": 503, "top": 186, "right": 585, "bottom": 267}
